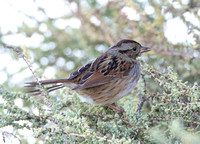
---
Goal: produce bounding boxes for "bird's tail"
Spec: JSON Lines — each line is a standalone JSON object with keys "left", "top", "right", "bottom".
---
{"left": 25, "top": 78, "right": 71, "bottom": 95}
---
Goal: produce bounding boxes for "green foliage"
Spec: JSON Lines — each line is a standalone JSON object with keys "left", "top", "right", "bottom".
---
{"left": 1, "top": 0, "right": 200, "bottom": 143}
{"left": 0, "top": 63, "right": 199, "bottom": 143}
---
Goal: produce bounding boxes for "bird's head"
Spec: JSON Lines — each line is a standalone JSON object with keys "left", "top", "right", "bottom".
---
{"left": 108, "top": 39, "right": 151, "bottom": 61}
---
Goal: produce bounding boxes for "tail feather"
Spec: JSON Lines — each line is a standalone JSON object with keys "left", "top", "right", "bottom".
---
{"left": 47, "top": 84, "right": 64, "bottom": 92}
{"left": 25, "top": 78, "right": 70, "bottom": 95}
{"left": 30, "top": 91, "right": 42, "bottom": 96}
{"left": 25, "top": 78, "right": 70, "bottom": 87}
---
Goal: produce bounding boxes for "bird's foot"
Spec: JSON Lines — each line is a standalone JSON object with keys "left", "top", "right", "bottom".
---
{"left": 107, "top": 104, "right": 125, "bottom": 114}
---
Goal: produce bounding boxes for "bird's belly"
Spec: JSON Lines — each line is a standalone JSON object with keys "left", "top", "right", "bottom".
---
{"left": 76, "top": 74, "right": 140, "bottom": 105}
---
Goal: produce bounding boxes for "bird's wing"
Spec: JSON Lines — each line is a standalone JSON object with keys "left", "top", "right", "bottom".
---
{"left": 73, "top": 54, "right": 132, "bottom": 90}
{"left": 68, "top": 61, "right": 93, "bottom": 80}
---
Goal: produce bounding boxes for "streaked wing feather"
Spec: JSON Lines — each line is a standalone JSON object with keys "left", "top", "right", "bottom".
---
{"left": 73, "top": 54, "right": 132, "bottom": 90}
{"left": 68, "top": 62, "right": 92, "bottom": 80}
{"left": 72, "top": 72, "right": 119, "bottom": 90}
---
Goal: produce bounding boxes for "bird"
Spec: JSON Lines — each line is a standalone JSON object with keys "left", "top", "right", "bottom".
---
{"left": 25, "top": 39, "right": 150, "bottom": 113}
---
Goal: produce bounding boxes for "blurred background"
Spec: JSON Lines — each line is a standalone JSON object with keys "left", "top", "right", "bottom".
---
{"left": 1, "top": 0, "right": 199, "bottom": 89}
{"left": 0, "top": 0, "right": 200, "bottom": 143}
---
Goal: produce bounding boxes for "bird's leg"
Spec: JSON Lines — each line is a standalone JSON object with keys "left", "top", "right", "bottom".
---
{"left": 107, "top": 104, "right": 125, "bottom": 114}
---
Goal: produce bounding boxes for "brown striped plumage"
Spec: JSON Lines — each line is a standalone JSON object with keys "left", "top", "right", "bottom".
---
{"left": 25, "top": 39, "right": 150, "bottom": 113}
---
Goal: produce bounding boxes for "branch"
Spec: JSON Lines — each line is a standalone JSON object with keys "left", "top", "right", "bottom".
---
{"left": 143, "top": 41, "right": 200, "bottom": 60}
{"left": 159, "top": 50, "right": 200, "bottom": 59}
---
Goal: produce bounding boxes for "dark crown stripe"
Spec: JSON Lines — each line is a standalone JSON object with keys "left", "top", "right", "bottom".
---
{"left": 110, "top": 39, "right": 141, "bottom": 49}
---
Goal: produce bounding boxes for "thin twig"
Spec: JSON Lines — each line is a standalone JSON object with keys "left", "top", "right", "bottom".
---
{"left": 5, "top": 45, "right": 68, "bottom": 143}
{"left": 2, "top": 131, "right": 22, "bottom": 144}
{"left": 135, "top": 74, "right": 147, "bottom": 113}
{"left": 6, "top": 46, "right": 51, "bottom": 105}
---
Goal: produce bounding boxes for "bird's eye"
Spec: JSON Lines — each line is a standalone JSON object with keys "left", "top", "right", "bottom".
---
{"left": 132, "top": 47, "right": 137, "bottom": 51}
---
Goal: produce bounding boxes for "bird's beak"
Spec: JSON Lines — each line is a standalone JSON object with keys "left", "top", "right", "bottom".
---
{"left": 141, "top": 46, "right": 151, "bottom": 53}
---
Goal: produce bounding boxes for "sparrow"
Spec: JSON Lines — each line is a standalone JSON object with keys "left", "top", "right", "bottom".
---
{"left": 25, "top": 39, "right": 150, "bottom": 113}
